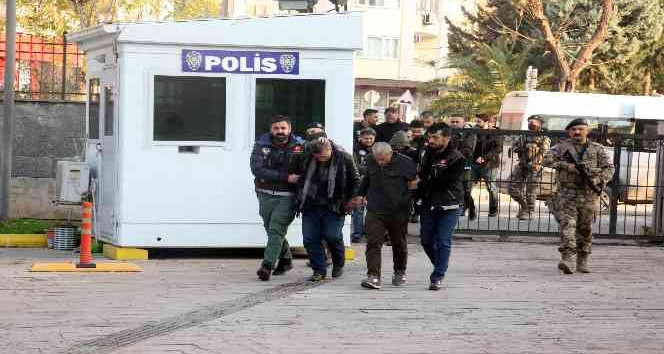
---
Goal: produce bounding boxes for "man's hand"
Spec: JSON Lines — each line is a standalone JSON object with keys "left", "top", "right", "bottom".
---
{"left": 475, "top": 157, "right": 485, "bottom": 165}
{"left": 408, "top": 177, "right": 420, "bottom": 190}
{"left": 287, "top": 174, "right": 300, "bottom": 184}
{"left": 531, "top": 163, "right": 542, "bottom": 172}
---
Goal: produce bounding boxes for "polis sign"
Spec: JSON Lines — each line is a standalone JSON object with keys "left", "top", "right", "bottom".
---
{"left": 182, "top": 49, "right": 299, "bottom": 75}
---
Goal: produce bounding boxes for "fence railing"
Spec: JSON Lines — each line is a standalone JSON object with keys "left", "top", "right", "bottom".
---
{"left": 0, "top": 32, "right": 86, "bottom": 101}
{"left": 452, "top": 128, "right": 664, "bottom": 239}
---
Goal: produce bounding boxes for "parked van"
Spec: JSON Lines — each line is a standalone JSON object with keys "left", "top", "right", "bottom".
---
{"left": 497, "top": 91, "right": 664, "bottom": 204}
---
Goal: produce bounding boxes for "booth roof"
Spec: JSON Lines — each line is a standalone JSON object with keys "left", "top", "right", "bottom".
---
{"left": 67, "top": 12, "right": 364, "bottom": 52}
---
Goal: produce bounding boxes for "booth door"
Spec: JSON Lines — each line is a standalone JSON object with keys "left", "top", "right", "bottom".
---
{"left": 98, "top": 84, "right": 117, "bottom": 241}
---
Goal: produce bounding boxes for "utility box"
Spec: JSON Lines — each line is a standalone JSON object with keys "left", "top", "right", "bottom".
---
{"left": 55, "top": 161, "right": 90, "bottom": 203}
{"left": 67, "top": 13, "right": 363, "bottom": 248}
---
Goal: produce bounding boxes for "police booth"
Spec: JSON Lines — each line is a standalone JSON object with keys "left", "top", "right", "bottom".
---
{"left": 68, "top": 13, "right": 363, "bottom": 248}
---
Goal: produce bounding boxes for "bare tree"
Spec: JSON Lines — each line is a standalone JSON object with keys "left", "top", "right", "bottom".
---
{"left": 524, "top": 0, "right": 614, "bottom": 92}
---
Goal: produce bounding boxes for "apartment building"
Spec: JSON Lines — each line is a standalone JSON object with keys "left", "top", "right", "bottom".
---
{"left": 228, "top": 0, "right": 478, "bottom": 119}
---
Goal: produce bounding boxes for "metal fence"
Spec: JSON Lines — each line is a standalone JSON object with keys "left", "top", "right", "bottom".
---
{"left": 455, "top": 128, "right": 664, "bottom": 240}
{"left": 0, "top": 32, "right": 86, "bottom": 101}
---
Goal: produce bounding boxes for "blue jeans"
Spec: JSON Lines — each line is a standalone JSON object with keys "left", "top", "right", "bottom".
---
{"left": 302, "top": 206, "right": 346, "bottom": 274}
{"left": 351, "top": 206, "right": 365, "bottom": 239}
{"left": 420, "top": 207, "right": 459, "bottom": 282}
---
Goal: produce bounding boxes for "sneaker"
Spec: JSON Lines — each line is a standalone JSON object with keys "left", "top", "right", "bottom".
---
{"left": 332, "top": 266, "right": 344, "bottom": 278}
{"left": 256, "top": 266, "right": 271, "bottom": 281}
{"left": 272, "top": 258, "right": 293, "bottom": 276}
{"left": 392, "top": 273, "right": 407, "bottom": 286}
{"left": 429, "top": 279, "right": 442, "bottom": 291}
{"left": 308, "top": 272, "right": 326, "bottom": 282}
{"left": 361, "top": 276, "right": 382, "bottom": 289}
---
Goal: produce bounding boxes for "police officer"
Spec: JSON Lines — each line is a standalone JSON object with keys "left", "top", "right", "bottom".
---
{"left": 448, "top": 116, "right": 477, "bottom": 220}
{"left": 543, "top": 118, "right": 614, "bottom": 274}
{"left": 250, "top": 115, "right": 305, "bottom": 281}
{"left": 509, "top": 115, "right": 550, "bottom": 220}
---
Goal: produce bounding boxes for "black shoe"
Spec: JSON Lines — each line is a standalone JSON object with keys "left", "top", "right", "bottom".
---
{"left": 272, "top": 258, "right": 293, "bottom": 276}
{"left": 409, "top": 215, "right": 419, "bottom": 223}
{"left": 332, "top": 266, "right": 344, "bottom": 278}
{"left": 429, "top": 280, "right": 442, "bottom": 290}
{"left": 308, "top": 272, "right": 326, "bottom": 282}
{"left": 488, "top": 209, "right": 498, "bottom": 217}
{"left": 351, "top": 236, "right": 361, "bottom": 243}
{"left": 256, "top": 266, "right": 271, "bottom": 281}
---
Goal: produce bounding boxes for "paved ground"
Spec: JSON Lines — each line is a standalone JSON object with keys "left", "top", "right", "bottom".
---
{"left": 2, "top": 238, "right": 664, "bottom": 354}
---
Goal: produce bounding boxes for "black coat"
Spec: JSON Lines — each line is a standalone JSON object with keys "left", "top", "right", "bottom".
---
{"left": 295, "top": 141, "right": 361, "bottom": 215}
{"left": 417, "top": 144, "right": 466, "bottom": 209}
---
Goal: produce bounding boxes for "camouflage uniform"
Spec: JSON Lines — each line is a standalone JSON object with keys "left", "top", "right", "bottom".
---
{"left": 543, "top": 139, "right": 614, "bottom": 272}
{"left": 508, "top": 135, "right": 550, "bottom": 216}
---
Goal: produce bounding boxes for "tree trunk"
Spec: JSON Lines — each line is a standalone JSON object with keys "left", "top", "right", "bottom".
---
{"left": 644, "top": 68, "right": 652, "bottom": 96}
{"left": 525, "top": 0, "right": 614, "bottom": 92}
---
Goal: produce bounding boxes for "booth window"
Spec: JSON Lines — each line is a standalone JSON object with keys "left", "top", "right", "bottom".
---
{"left": 255, "top": 79, "right": 325, "bottom": 140}
{"left": 104, "top": 86, "right": 114, "bottom": 136}
{"left": 154, "top": 76, "right": 227, "bottom": 142}
{"left": 88, "top": 79, "right": 100, "bottom": 139}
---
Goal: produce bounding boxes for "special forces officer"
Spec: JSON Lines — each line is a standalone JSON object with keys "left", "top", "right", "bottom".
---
{"left": 543, "top": 118, "right": 614, "bottom": 274}
{"left": 509, "top": 115, "right": 550, "bottom": 220}
{"left": 250, "top": 115, "right": 306, "bottom": 281}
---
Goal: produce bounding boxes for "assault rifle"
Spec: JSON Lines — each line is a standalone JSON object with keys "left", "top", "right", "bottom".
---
{"left": 562, "top": 150, "right": 603, "bottom": 195}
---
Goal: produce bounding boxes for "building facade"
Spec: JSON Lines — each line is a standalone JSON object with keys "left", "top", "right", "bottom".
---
{"left": 224, "top": 0, "right": 478, "bottom": 120}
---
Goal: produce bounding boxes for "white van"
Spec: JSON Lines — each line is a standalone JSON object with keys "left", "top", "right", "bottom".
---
{"left": 498, "top": 91, "right": 664, "bottom": 204}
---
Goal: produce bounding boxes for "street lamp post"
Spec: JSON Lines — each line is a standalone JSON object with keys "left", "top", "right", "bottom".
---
{"left": 1, "top": 0, "right": 16, "bottom": 221}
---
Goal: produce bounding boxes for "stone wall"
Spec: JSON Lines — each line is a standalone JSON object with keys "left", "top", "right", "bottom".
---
{"left": 0, "top": 100, "right": 85, "bottom": 219}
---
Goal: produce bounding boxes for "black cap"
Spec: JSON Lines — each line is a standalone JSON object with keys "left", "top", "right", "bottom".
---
{"left": 305, "top": 122, "right": 325, "bottom": 131}
{"left": 565, "top": 118, "right": 588, "bottom": 130}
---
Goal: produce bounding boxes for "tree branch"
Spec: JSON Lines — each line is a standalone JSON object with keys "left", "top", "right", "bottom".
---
{"left": 569, "top": 0, "right": 615, "bottom": 77}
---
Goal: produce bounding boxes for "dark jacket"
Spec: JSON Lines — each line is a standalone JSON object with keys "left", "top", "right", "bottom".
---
{"left": 359, "top": 153, "right": 417, "bottom": 215}
{"left": 296, "top": 140, "right": 361, "bottom": 215}
{"left": 451, "top": 131, "right": 477, "bottom": 161}
{"left": 472, "top": 128, "right": 503, "bottom": 169}
{"left": 353, "top": 144, "right": 372, "bottom": 177}
{"left": 375, "top": 121, "right": 410, "bottom": 143}
{"left": 250, "top": 133, "right": 306, "bottom": 194}
{"left": 417, "top": 144, "right": 466, "bottom": 209}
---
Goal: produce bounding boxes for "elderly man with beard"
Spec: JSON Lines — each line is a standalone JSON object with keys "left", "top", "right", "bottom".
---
{"left": 251, "top": 115, "right": 306, "bottom": 281}
{"left": 296, "top": 137, "right": 361, "bottom": 282}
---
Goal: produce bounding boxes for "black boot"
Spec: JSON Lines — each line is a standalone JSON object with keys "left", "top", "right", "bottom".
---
{"left": 256, "top": 266, "right": 272, "bottom": 281}
{"left": 468, "top": 206, "right": 477, "bottom": 221}
{"left": 272, "top": 258, "right": 293, "bottom": 276}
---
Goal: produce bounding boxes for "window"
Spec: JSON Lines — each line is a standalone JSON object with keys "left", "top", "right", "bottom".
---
{"left": 255, "top": 79, "right": 325, "bottom": 140}
{"left": 88, "top": 79, "right": 100, "bottom": 140}
{"left": 367, "top": 37, "right": 382, "bottom": 58}
{"left": 361, "top": 37, "right": 399, "bottom": 59}
{"left": 104, "top": 86, "right": 114, "bottom": 136}
{"left": 153, "top": 76, "right": 227, "bottom": 142}
{"left": 384, "top": 38, "right": 399, "bottom": 59}
{"left": 357, "top": 0, "right": 386, "bottom": 6}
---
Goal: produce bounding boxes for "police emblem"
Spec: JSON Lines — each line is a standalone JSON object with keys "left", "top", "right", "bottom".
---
{"left": 262, "top": 147, "right": 271, "bottom": 155}
{"left": 279, "top": 54, "right": 297, "bottom": 74}
{"left": 185, "top": 51, "right": 203, "bottom": 71}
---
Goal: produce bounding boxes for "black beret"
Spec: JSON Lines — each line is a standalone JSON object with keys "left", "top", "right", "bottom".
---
{"left": 565, "top": 118, "right": 588, "bottom": 130}
{"left": 527, "top": 115, "right": 544, "bottom": 123}
{"left": 305, "top": 122, "right": 325, "bottom": 131}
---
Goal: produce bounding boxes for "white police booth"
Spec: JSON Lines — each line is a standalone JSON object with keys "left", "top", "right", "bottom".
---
{"left": 68, "top": 13, "right": 363, "bottom": 248}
